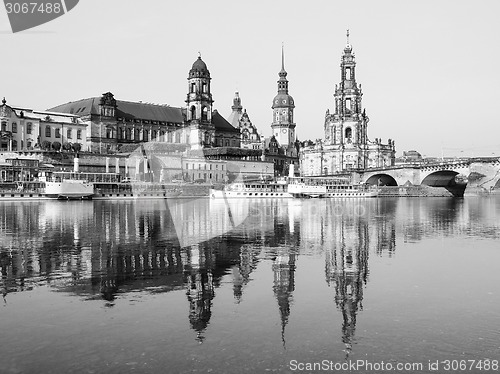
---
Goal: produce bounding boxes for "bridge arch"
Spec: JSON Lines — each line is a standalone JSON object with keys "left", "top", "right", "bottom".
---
{"left": 421, "top": 170, "right": 459, "bottom": 187}
{"left": 365, "top": 173, "right": 398, "bottom": 186}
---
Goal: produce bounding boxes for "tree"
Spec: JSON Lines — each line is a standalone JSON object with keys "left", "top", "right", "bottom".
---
{"left": 72, "top": 143, "right": 82, "bottom": 153}
{"left": 52, "top": 141, "right": 61, "bottom": 151}
{"left": 62, "top": 142, "right": 72, "bottom": 151}
{"left": 41, "top": 140, "right": 51, "bottom": 151}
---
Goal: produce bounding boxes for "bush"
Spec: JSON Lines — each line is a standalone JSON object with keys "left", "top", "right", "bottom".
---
{"left": 72, "top": 143, "right": 82, "bottom": 153}
{"left": 41, "top": 140, "right": 51, "bottom": 151}
{"left": 52, "top": 141, "right": 61, "bottom": 151}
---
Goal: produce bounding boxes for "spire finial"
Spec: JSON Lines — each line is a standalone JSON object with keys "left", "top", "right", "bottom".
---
{"left": 198, "top": 51, "right": 201, "bottom": 58}
{"left": 281, "top": 42, "right": 285, "bottom": 71}
{"left": 346, "top": 29, "right": 350, "bottom": 45}
{"left": 1, "top": 97, "right": 5, "bottom": 105}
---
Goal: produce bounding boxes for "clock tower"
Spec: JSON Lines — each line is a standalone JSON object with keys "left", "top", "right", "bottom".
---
{"left": 271, "top": 45, "right": 296, "bottom": 148}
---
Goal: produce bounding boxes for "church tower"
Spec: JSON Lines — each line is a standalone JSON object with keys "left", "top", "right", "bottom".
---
{"left": 186, "top": 54, "right": 215, "bottom": 149}
{"left": 326, "top": 30, "right": 368, "bottom": 149}
{"left": 271, "top": 45, "right": 296, "bottom": 148}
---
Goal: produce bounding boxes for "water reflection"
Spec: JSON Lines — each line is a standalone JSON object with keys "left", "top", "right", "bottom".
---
{"left": 1, "top": 196, "right": 500, "bottom": 351}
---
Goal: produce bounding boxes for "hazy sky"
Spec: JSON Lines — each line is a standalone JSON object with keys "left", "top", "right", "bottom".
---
{"left": 1, "top": 0, "right": 499, "bottom": 157}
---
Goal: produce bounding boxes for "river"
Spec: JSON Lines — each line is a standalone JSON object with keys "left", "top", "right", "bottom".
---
{"left": 1, "top": 197, "right": 499, "bottom": 373}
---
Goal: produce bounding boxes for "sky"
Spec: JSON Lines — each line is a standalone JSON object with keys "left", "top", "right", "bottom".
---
{"left": 1, "top": 0, "right": 500, "bottom": 158}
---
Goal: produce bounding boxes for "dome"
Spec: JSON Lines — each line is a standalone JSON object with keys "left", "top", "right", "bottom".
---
{"left": 191, "top": 56, "right": 207, "bottom": 71}
{"left": 272, "top": 93, "right": 295, "bottom": 109}
{"left": 189, "top": 56, "right": 210, "bottom": 78}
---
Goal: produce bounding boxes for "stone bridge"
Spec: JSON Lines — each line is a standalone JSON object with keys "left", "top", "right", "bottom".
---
{"left": 355, "top": 157, "right": 500, "bottom": 194}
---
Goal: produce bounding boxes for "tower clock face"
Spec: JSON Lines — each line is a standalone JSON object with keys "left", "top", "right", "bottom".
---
{"left": 281, "top": 129, "right": 287, "bottom": 134}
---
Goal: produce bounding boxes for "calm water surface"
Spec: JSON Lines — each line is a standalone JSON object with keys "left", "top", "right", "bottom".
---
{"left": 0, "top": 197, "right": 499, "bottom": 373}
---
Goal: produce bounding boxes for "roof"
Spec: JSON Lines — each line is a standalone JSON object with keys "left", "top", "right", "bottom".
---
{"left": 212, "top": 110, "right": 239, "bottom": 133}
{"left": 48, "top": 98, "right": 184, "bottom": 124}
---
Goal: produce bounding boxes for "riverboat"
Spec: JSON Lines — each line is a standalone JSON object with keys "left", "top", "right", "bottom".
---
{"left": 210, "top": 181, "right": 292, "bottom": 198}
{"left": 42, "top": 172, "right": 94, "bottom": 199}
{"left": 287, "top": 177, "right": 380, "bottom": 198}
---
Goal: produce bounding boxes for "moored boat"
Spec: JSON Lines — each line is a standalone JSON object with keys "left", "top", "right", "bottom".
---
{"left": 288, "top": 177, "right": 379, "bottom": 198}
{"left": 210, "top": 181, "right": 292, "bottom": 198}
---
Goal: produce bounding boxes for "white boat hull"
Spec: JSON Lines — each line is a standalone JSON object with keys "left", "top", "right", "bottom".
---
{"left": 210, "top": 189, "right": 292, "bottom": 199}
{"left": 44, "top": 180, "right": 94, "bottom": 199}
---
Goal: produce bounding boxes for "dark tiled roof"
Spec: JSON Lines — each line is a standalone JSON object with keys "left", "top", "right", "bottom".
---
{"left": 212, "top": 110, "right": 240, "bottom": 133}
{"left": 48, "top": 98, "right": 184, "bottom": 124}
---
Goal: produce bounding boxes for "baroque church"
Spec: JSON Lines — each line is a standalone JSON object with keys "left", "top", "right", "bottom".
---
{"left": 300, "top": 32, "right": 395, "bottom": 176}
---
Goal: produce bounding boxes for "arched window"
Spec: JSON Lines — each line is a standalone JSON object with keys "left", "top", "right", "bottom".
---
{"left": 126, "top": 128, "right": 131, "bottom": 140}
{"left": 191, "top": 82, "right": 196, "bottom": 93}
{"left": 167, "top": 131, "right": 173, "bottom": 143}
{"left": 202, "top": 82, "right": 207, "bottom": 93}
{"left": 160, "top": 130, "right": 165, "bottom": 141}
{"left": 190, "top": 106, "right": 196, "bottom": 119}
{"left": 143, "top": 129, "right": 149, "bottom": 141}
{"left": 345, "top": 127, "right": 352, "bottom": 140}
{"left": 175, "top": 132, "right": 181, "bottom": 143}
{"left": 45, "top": 125, "right": 51, "bottom": 137}
{"left": 134, "top": 129, "right": 140, "bottom": 141}
{"left": 202, "top": 106, "right": 208, "bottom": 121}
{"left": 1, "top": 121, "right": 6, "bottom": 131}
{"left": 152, "top": 130, "right": 157, "bottom": 141}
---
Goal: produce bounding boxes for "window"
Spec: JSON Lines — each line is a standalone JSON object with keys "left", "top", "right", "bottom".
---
{"left": 190, "top": 106, "right": 196, "bottom": 119}
{"left": 143, "top": 129, "right": 148, "bottom": 141}
{"left": 191, "top": 83, "right": 196, "bottom": 93}
{"left": 12, "top": 123, "right": 17, "bottom": 133}
{"left": 175, "top": 132, "right": 180, "bottom": 143}
{"left": 106, "top": 128, "right": 112, "bottom": 138}
{"left": 77, "top": 129, "right": 82, "bottom": 139}
{"left": 345, "top": 127, "right": 352, "bottom": 139}
{"left": 45, "top": 126, "right": 51, "bottom": 137}
{"left": 67, "top": 129, "right": 72, "bottom": 139}
{"left": 345, "top": 98, "right": 351, "bottom": 111}
{"left": 55, "top": 128, "right": 61, "bottom": 138}
{"left": 202, "top": 107, "right": 208, "bottom": 121}
{"left": 202, "top": 82, "right": 207, "bottom": 93}
{"left": 27, "top": 122, "right": 32, "bottom": 134}
{"left": 346, "top": 67, "right": 351, "bottom": 80}
{"left": 126, "top": 128, "right": 131, "bottom": 140}
{"left": 134, "top": 129, "right": 140, "bottom": 140}
{"left": 12, "top": 140, "right": 17, "bottom": 150}
{"left": 1, "top": 121, "right": 6, "bottom": 131}
{"left": 152, "top": 130, "right": 157, "bottom": 141}
{"left": 167, "top": 132, "right": 173, "bottom": 142}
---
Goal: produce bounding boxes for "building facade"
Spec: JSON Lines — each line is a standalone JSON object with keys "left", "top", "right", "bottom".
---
{"left": 48, "top": 56, "right": 241, "bottom": 154}
{"left": 300, "top": 32, "right": 395, "bottom": 176}
{"left": 1, "top": 98, "right": 87, "bottom": 153}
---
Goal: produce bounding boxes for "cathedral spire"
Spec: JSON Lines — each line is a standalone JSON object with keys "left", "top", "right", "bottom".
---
{"left": 281, "top": 42, "right": 285, "bottom": 73}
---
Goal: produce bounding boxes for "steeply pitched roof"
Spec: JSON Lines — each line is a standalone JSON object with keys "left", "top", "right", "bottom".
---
{"left": 212, "top": 110, "right": 239, "bottom": 133}
{"left": 48, "top": 98, "right": 184, "bottom": 124}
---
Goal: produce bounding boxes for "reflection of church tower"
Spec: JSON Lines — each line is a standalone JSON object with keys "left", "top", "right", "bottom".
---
{"left": 186, "top": 55, "right": 215, "bottom": 150}
{"left": 325, "top": 219, "right": 369, "bottom": 356}
{"left": 271, "top": 45, "right": 296, "bottom": 148}
{"left": 272, "top": 249, "right": 296, "bottom": 347}
{"left": 185, "top": 244, "right": 215, "bottom": 343}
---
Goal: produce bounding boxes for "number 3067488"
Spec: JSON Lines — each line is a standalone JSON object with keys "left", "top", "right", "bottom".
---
{"left": 5, "top": 2, "right": 62, "bottom": 14}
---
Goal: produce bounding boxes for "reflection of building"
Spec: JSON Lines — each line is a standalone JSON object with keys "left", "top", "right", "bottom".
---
{"left": 325, "top": 219, "right": 369, "bottom": 357}
{"left": 272, "top": 248, "right": 296, "bottom": 347}
{"left": 300, "top": 31, "right": 396, "bottom": 176}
